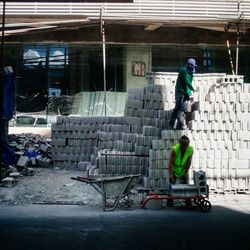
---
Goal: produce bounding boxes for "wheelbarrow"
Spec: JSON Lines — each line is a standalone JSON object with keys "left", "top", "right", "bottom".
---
{"left": 71, "top": 174, "right": 141, "bottom": 211}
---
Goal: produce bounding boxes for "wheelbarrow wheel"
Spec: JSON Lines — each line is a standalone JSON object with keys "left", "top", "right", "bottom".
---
{"left": 118, "top": 196, "right": 134, "bottom": 208}
{"left": 199, "top": 200, "right": 212, "bottom": 212}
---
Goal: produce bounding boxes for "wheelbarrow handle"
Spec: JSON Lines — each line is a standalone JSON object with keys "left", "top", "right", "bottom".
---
{"left": 71, "top": 176, "right": 96, "bottom": 183}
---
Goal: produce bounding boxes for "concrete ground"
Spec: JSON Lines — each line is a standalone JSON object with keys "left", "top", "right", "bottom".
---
{"left": 0, "top": 200, "right": 250, "bottom": 250}
{"left": 3, "top": 127, "right": 250, "bottom": 250}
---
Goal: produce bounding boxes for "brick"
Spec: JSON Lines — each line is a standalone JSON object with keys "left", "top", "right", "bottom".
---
{"left": 17, "top": 156, "right": 29, "bottom": 167}
{"left": 229, "top": 159, "right": 249, "bottom": 169}
{"left": 236, "top": 169, "right": 250, "bottom": 178}
{"left": 1, "top": 177, "right": 16, "bottom": 187}
{"left": 238, "top": 150, "right": 250, "bottom": 159}
{"left": 9, "top": 172, "right": 22, "bottom": 181}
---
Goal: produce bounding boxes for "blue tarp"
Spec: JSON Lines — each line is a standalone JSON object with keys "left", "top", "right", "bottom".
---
{"left": 2, "top": 70, "right": 16, "bottom": 165}
{"left": 2, "top": 142, "right": 17, "bottom": 165}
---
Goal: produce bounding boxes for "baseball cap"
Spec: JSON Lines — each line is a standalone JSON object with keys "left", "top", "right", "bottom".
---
{"left": 187, "top": 58, "right": 197, "bottom": 67}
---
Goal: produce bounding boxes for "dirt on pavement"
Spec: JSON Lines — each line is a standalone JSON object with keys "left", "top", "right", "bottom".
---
{"left": 0, "top": 168, "right": 103, "bottom": 206}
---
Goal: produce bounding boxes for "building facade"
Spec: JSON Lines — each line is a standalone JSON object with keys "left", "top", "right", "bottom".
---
{"left": 2, "top": 0, "right": 250, "bottom": 116}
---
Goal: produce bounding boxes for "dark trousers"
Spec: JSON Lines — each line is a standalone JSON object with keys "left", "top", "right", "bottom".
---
{"left": 170, "top": 174, "right": 189, "bottom": 184}
{"left": 169, "top": 92, "right": 189, "bottom": 128}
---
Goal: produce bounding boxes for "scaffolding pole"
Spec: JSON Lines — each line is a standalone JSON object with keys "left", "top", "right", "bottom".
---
{"left": 100, "top": 4, "right": 107, "bottom": 116}
{"left": 0, "top": 0, "right": 6, "bottom": 180}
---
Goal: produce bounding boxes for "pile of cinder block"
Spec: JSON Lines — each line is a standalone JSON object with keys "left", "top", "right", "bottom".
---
{"left": 1, "top": 134, "right": 52, "bottom": 187}
{"left": 51, "top": 72, "right": 250, "bottom": 193}
{"left": 8, "top": 134, "right": 52, "bottom": 171}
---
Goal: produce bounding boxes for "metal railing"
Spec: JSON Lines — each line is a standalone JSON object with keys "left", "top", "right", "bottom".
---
{"left": 1, "top": 0, "right": 250, "bottom": 20}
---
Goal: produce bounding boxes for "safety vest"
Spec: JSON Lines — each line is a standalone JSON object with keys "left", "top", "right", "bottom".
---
{"left": 172, "top": 143, "right": 193, "bottom": 178}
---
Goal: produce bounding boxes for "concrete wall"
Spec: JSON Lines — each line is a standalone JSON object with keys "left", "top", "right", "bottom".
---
{"left": 125, "top": 45, "right": 151, "bottom": 90}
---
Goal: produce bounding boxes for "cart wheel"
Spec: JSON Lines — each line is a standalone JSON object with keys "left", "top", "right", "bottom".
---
{"left": 194, "top": 198, "right": 202, "bottom": 206}
{"left": 199, "top": 200, "right": 212, "bottom": 212}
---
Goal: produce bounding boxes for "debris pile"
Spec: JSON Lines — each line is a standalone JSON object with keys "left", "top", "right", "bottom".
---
{"left": 1, "top": 133, "right": 52, "bottom": 187}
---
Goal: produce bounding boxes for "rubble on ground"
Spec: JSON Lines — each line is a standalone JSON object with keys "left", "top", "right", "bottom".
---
{"left": 1, "top": 133, "right": 53, "bottom": 187}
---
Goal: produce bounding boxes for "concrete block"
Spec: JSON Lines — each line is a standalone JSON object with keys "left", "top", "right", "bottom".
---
{"left": 53, "top": 139, "right": 66, "bottom": 146}
{"left": 236, "top": 169, "right": 250, "bottom": 178}
{"left": 189, "top": 120, "right": 198, "bottom": 130}
{"left": 128, "top": 88, "right": 144, "bottom": 100}
{"left": 229, "top": 93, "right": 237, "bottom": 103}
{"left": 27, "top": 167, "right": 35, "bottom": 176}
{"left": 1, "top": 177, "right": 16, "bottom": 187}
{"left": 17, "top": 156, "right": 29, "bottom": 167}
{"left": 9, "top": 172, "right": 22, "bottom": 181}
{"left": 221, "top": 150, "right": 229, "bottom": 159}
{"left": 37, "top": 158, "right": 52, "bottom": 168}
{"left": 237, "top": 150, "right": 250, "bottom": 159}
{"left": 144, "top": 199, "right": 163, "bottom": 210}
{"left": 229, "top": 159, "right": 249, "bottom": 169}
{"left": 237, "top": 131, "right": 250, "bottom": 141}
{"left": 208, "top": 92, "right": 215, "bottom": 102}
{"left": 161, "top": 130, "right": 171, "bottom": 140}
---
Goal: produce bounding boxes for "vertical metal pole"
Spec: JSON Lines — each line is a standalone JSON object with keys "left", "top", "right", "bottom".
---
{"left": 101, "top": 4, "right": 107, "bottom": 116}
{"left": 0, "top": 0, "right": 6, "bottom": 180}
{"left": 226, "top": 40, "right": 235, "bottom": 75}
{"left": 102, "top": 25, "right": 107, "bottom": 116}
{"left": 236, "top": 24, "right": 239, "bottom": 75}
{"left": 235, "top": 0, "right": 241, "bottom": 75}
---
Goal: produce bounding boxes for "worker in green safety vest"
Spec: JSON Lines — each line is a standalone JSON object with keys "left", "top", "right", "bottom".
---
{"left": 167, "top": 135, "right": 193, "bottom": 207}
{"left": 168, "top": 135, "right": 193, "bottom": 184}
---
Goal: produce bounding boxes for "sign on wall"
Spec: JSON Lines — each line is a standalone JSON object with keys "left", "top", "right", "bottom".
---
{"left": 132, "top": 62, "right": 145, "bottom": 77}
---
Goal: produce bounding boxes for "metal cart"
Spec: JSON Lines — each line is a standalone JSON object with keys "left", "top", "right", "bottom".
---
{"left": 140, "top": 190, "right": 212, "bottom": 212}
{"left": 71, "top": 174, "right": 141, "bottom": 211}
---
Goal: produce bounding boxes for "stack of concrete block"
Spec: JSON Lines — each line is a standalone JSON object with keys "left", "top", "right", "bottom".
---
{"left": 186, "top": 75, "right": 250, "bottom": 193}
{"left": 97, "top": 150, "right": 148, "bottom": 176}
{"left": 170, "top": 170, "right": 208, "bottom": 197}
{"left": 146, "top": 72, "right": 227, "bottom": 110}
{"left": 193, "top": 170, "right": 208, "bottom": 196}
{"left": 125, "top": 85, "right": 171, "bottom": 129}
{"left": 170, "top": 184, "right": 198, "bottom": 197}
{"left": 51, "top": 113, "right": 152, "bottom": 173}
{"left": 144, "top": 146, "right": 169, "bottom": 190}
{"left": 145, "top": 72, "right": 249, "bottom": 193}
{"left": 52, "top": 115, "right": 114, "bottom": 169}
{"left": 52, "top": 84, "right": 168, "bottom": 175}
{"left": 51, "top": 72, "right": 250, "bottom": 193}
